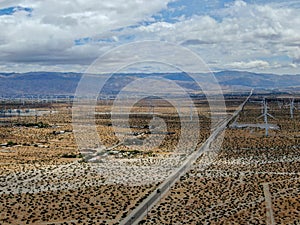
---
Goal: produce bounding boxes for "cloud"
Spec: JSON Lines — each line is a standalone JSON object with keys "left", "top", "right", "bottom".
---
{"left": 227, "top": 60, "right": 270, "bottom": 69}
{"left": 0, "top": 0, "right": 172, "bottom": 67}
{"left": 0, "top": 0, "right": 299, "bottom": 74}
{"left": 127, "top": 0, "right": 300, "bottom": 74}
{"left": 181, "top": 39, "right": 212, "bottom": 46}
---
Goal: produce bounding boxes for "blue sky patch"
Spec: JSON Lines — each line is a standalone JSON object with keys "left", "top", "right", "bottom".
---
{"left": 153, "top": 0, "right": 234, "bottom": 23}
{"left": 0, "top": 6, "right": 32, "bottom": 16}
{"left": 74, "top": 37, "right": 93, "bottom": 46}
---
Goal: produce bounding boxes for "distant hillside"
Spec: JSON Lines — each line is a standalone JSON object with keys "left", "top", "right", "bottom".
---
{"left": 0, "top": 72, "right": 81, "bottom": 96}
{"left": 0, "top": 71, "right": 300, "bottom": 96}
{"left": 215, "top": 71, "right": 300, "bottom": 88}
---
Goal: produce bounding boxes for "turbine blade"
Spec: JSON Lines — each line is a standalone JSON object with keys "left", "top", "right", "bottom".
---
{"left": 257, "top": 114, "right": 264, "bottom": 119}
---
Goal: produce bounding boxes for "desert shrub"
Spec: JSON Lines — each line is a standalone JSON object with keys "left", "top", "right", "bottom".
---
{"left": 7, "top": 141, "right": 17, "bottom": 146}
{"left": 61, "top": 153, "right": 77, "bottom": 158}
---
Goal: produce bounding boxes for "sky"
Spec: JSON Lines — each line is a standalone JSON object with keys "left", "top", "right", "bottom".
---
{"left": 0, "top": 0, "right": 300, "bottom": 74}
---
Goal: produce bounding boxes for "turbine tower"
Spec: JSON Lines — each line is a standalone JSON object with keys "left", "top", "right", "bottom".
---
{"left": 190, "top": 104, "right": 193, "bottom": 121}
{"left": 258, "top": 98, "right": 275, "bottom": 137}
{"left": 277, "top": 99, "right": 283, "bottom": 109}
{"left": 290, "top": 98, "right": 296, "bottom": 119}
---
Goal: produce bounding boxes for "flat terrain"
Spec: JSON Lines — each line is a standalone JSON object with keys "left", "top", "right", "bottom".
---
{"left": 1, "top": 95, "right": 300, "bottom": 224}
{"left": 140, "top": 97, "right": 300, "bottom": 224}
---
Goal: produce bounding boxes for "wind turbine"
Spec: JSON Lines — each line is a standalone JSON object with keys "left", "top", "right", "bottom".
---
{"left": 290, "top": 98, "right": 296, "bottom": 119}
{"left": 257, "top": 98, "right": 275, "bottom": 137}
{"left": 190, "top": 103, "right": 193, "bottom": 121}
{"left": 277, "top": 99, "right": 283, "bottom": 109}
{"left": 249, "top": 98, "right": 265, "bottom": 113}
{"left": 21, "top": 95, "right": 25, "bottom": 105}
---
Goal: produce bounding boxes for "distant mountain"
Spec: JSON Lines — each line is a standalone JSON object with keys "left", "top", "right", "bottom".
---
{"left": 0, "top": 72, "right": 81, "bottom": 96}
{"left": 214, "top": 71, "right": 300, "bottom": 88}
{"left": 0, "top": 70, "right": 300, "bottom": 96}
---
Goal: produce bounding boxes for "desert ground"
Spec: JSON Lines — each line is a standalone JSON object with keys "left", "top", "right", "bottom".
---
{"left": 140, "top": 95, "right": 300, "bottom": 224}
{"left": 0, "top": 94, "right": 300, "bottom": 224}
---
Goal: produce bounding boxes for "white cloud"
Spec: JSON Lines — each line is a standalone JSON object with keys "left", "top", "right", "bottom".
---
{"left": 0, "top": 0, "right": 172, "bottom": 68}
{"left": 127, "top": 0, "right": 300, "bottom": 74}
{"left": 227, "top": 60, "right": 270, "bottom": 69}
{"left": 0, "top": 0, "right": 299, "bottom": 74}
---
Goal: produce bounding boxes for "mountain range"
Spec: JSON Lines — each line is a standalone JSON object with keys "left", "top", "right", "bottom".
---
{"left": 1, "top": 71, "right": 300, "bottom": 96}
